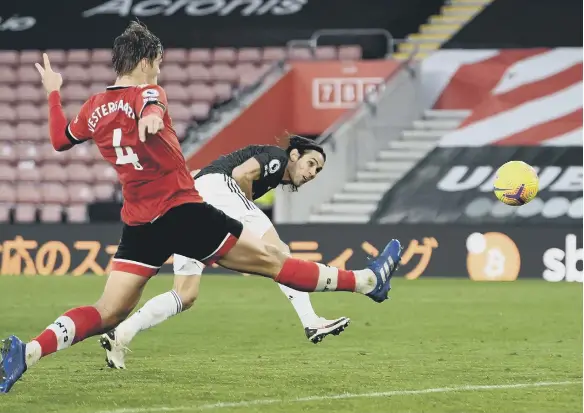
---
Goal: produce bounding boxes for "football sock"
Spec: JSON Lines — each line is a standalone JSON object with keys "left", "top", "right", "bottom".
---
{"left": 277, "top": 284, "right": 319, "bottom": 326}
{"left": 26, "top": 306, "right": 102, "bottom": 367}
{"left": 274, "top": 259, "right": 376, "bottom": 295}
{"left": 114, "top": 290, "right": 183, "bottom": 346}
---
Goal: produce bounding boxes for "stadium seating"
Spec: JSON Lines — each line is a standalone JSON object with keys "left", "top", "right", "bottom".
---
{"left": 0, "top": 45, "right": 363, "bottom": 223}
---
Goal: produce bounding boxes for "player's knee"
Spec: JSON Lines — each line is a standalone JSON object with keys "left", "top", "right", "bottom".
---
{"left": 260, "top": 243, "right": 288, "bottom": 277}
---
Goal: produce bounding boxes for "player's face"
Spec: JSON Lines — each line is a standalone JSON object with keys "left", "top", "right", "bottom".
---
{"left": 290, "top": 150, "right": 325, "bottom": 187}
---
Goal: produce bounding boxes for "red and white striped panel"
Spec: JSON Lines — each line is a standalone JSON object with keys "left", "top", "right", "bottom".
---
{"left": 420, "top": 48, "right": 583, "bottom": 147}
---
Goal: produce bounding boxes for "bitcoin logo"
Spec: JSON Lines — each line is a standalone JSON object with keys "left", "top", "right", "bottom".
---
{"left": 466, "top": 232, "right": 520, "bottom": 281}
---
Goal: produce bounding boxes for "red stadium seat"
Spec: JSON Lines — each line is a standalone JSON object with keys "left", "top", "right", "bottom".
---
{"left": 64, "top": 102, "right": 84, "bottom": 120}
{"left": 213, "top": 83, "right": 232, "bottom": 103}
{"left": 40, "top": 163, "right": 67, "bottom": 182}
{"left": 45, "top": 50, "right": 67, "bottom": 65}
{"left": 0, "top": 85, "right": 16, "bottom": 103}
{"left": 19, "top": 50, "right": 42, "bottom": 65}
{"left": 64, "top": 65, "right": 90, "bottom": 83}
{"left": 209, "top": 64, "right": 238, "bottom": 83}
{"left": 63, "top": 144, "right": 94, "bottom": 164}
{"left": 188, "top": 49, "right": 211, "bottom": 64}
{"left": 91, "top": 49, "right": 111, "bottom": 64}
{"left": 89, "top": 65, "right": 115, "bottom": 83}
{"left": 89, "top": 83, "right": 107, "bottom": 95}
{"left": 41, "top": 182, "right": 68, "bottom": 204}
{"left": 68, "top": 183, "right": 95, "bottom": 204}
{"left": 15, "top": 143, "right": 41, "bottom": 162}
{"left": 162, "top": 64, "right": 188, "bottom": 83}
{"left": 67, "top": 50, "right": 91, "bottom": 65}
{"left": 15, "top": 84, "right": 43, "bottom": 103}
{"left": 62, "top": 84, "right": 89, "bottom": 102}
{"left": 237, "top": 48, "right": 261, "bottom": 64}
{"left": 15, "top": 103, "right": 41, "bottom": 122}
{"left": 0, "top": 124, "right": 16, "bottom": 141}
{"left": 0, "top": 144, "right": 16, "bottom": 163}
{"left": 65, "top": 163, "right": 93, "bottom": 183}
{"left": 339, "top": 45, "right": 363, "bottom": 60}
{"left": 187, "top": 65, "right": 211, "bottom": 83}
{"left": 14, "top": 204, "right": 37, "bottom": 223}
{"left": 164, "top": 49, "right": 187, "bottom": 63}
{"left": 17, "top": 66, "right": 40, "bottom": 83}
{"left": 16, "top": 162, "right": 40, "bottom": 182}
{"left": 187, "top": 83, "right": 215, "bottom": 103}
{"left": 0, "top": 51, "right": 18, "bottom": 66}
{"left": 212, "top": 48, "right": 237, "bottom": 64}
{"left": 16, "top": 183, "right": 41, "bottom": 203}
{"left": 92, "top": 163, "right": 117, "bottom": 183}
{"left": 0, "top": 67, "right": 16, "bottom": 84}
{"left": 0, "top": 165, "right": 16, "bottom": 182}
{"left": 173, "top": 122, "right": 187, "bottom": 139}
{"left": 66, "top": 204, "right": 88, "bottom": 223}
{"left": 16, "top": 123, "right": 41, "bottom": 142}
{"left": 315, "top": 46, "right": 338, "bottom": 60}
{"left": 288, "top": 48, "right": 312, "bottom": 61}
{"left": 0, "top": 205, "right": 11, "bottom": 222}
{"left": 93, "top": 183, "right": 115, "bottom": 201}
{"left": 191, "top": 103, "right": 211, "bottom": 122}
{"left": 39, "top": 143, "right": 65, "bottom": 164}
{"left": 262, "top": 47, "right": 286, "bottom": 62}
{"left": 167, "top": 103, "right": 191, "bottom": 122}
{"left": 164, "top": 83, "right": 189, "bottom": 102}
{"left": 0, "top": 183, "right": 15, "bottom": 203}
{"left": 39, "top": 205, "right": 63, "bottom": 223}
{"left": 0, "top": 104, "right": 17, "bottom": 122}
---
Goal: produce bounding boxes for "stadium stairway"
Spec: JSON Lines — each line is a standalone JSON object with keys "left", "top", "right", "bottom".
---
{"left": 393, "top": 0, "right": 494, "bottom": 61}
{"left": 308, "top": 109, "right": 470, "bottom": 223}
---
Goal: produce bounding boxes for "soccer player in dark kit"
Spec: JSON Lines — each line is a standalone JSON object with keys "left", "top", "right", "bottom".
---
{"left": 101, "top": 136, "right": 355, "bottom": 369}
{"left": 0, "top": 21, "right": 402, "bottom": 393}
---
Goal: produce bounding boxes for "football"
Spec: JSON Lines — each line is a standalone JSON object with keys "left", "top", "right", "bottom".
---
{"left": 493, "top": 161, "right": 539, "bottom": 206}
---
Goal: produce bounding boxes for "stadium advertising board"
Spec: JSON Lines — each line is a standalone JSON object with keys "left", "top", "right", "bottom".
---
{"left": 2, "top": 0, "right": 444, "bottom": 50}
{"left": 0, "top": 224, "right": 580, "bottom": 282}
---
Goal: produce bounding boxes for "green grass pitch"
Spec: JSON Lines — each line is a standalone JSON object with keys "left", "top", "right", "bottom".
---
{"left": 0, "top": 276, "right": 581, "bottom": 413}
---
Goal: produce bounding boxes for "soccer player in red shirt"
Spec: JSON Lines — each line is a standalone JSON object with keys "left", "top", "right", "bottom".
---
{"left": 0, "top": 22, "right": 402, "bottom": 393}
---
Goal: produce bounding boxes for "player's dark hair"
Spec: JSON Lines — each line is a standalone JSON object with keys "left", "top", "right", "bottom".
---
{"left": 277, "top": 134, "right": 326, "bottom": 191}
{"left": 112, "top": 21, "right": 163, "bottom": 76}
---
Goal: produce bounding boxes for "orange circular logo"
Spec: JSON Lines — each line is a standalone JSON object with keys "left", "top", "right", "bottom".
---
{"left": 466, "top": 232, "right": 521, "bottom": 281}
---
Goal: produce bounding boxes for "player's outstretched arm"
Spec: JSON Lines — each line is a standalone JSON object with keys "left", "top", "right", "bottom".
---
{"left": 35, "top": 53, "right": 73, "bottom": 151}
{"left": 232, "top": 158, "right": 261, "bottom": 199}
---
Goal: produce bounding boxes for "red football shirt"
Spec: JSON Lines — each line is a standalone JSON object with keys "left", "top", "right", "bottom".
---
{"left": 67, "top": 85, "right": 202, "bottom": 225}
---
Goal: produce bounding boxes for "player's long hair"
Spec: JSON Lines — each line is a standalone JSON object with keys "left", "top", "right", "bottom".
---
{"left": 112, "top": 20, "right": 163, "bottom": 76}
{"left": 276, "top": 133, "right": 326, "bottom": 191}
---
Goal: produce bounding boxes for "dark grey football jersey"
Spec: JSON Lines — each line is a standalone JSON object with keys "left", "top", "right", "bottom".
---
{"left": 196, "top": 145, "right": 288, "bottom": 200}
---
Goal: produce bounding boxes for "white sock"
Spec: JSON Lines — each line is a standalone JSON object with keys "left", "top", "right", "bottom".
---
{"left": 354, "top": 268, "right": 377, "bottom": 294}
{"left": 115, "top": 290, "right": 183, "bottom": 346}
{"left": 278, "top": 283, "right": 319, "bottom": 327}
{"left": 25, "top": 341, "right": 42, "bottom": 368}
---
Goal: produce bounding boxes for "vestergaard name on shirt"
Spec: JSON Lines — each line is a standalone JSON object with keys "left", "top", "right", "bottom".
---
{"left": 86, "top": 100, "right": 136, "bottom": 132}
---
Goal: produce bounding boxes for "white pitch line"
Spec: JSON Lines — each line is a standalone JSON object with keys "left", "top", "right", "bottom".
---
{"left": 96, "top": 380, "right": 582, "bottom": 413}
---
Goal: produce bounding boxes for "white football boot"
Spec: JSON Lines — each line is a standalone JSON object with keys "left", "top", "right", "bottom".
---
{"left": 99, "top": 330, "right": 131, "bottom": 369}
{"left": 304, "top": 317, "right": 351, "bottom": 344}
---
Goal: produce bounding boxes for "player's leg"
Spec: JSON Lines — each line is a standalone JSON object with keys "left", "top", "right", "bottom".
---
{"left": 258, "top": 223, "right": 350, "bottom": 343}
{"left": 101, "top": 256, "right": 203, "bottom": 369}
{"left": 217, "top": 225, "right": 402, "bottom": 300}
{"left": 0, "top": 218, "right": 172, "bottom": 393}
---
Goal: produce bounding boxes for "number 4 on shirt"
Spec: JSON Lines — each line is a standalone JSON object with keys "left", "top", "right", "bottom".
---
{"left": 113, "top": 128, "right": 143, "bottom": 170}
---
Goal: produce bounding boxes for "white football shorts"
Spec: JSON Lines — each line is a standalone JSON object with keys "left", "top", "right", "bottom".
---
{"left": 173, "top": 173, "right": 273, "bottom": 276}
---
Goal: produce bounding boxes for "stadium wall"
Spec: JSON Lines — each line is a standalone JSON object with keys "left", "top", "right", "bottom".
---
{"left": 0, "top": 224, "right": 581, "bottom": 282}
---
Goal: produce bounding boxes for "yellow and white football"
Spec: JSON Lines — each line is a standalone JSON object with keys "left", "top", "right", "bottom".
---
{"left": 493, "top": 161, "right": 539, "bottom": 206}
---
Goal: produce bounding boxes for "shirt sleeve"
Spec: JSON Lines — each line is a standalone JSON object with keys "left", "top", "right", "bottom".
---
{"left": 66, "top": 99, "right": 92, "bottom": 144}
{"left": 134, "top": 85, "right": 168, "bottom": 119}
{"left": 253, "top": 147, "right": 287, "bottom": 178}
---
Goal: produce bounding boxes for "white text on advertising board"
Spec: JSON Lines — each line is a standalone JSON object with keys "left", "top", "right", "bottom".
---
{"left": 312, "top": 78, "right": 384, "bottom": 109}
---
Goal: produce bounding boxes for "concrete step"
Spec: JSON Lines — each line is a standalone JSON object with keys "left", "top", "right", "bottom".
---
{"left": 419, "top": 23, "right": 463, "bottom": 34}
{"left": 333, "top": 192, "right": 383, "bottom": 203}
{"left": 441, "top": 5, "right": 483, "bottom": 16}
{"left": 412, "top": 119, "right": 461, "bottom": 130}
{"left": 366, "top": 160, "right": 414, "bottom": 171}
{"left": 424, "top": 109, "right": 471, "bottom": 120}
{"left": 356, "top": 170, "right": 403, "bottom": 181}
{"left": 344, "top": 182, "right": 393, "bottom": 192}
{"left": 309, "top": 214, "right": 370, "bottom": 224}
{"left": 449, "top": 0, "right": 492, "bottom": 5}
{"left": 402, "top": 129, "right": 445, "bottom": 139}
{"left": 429, "top": 15, "right": 469, "bottom": 24}
{"left": 392, "top": 52, "right": 429, "bottom": 61}
{"left": 398, "top": 42, "right": 441, "bottom": 53}
{"left": 389, "top": 140, "right": 437, "bottom": 151}
{"left": 319, "top": 203, "right": 377, "bottom": 215}
{"left": 377, "top": 149, "right": 427, "bottom": 161}
{"left": 407, "top": 33, "right": 451, "bottom": 43}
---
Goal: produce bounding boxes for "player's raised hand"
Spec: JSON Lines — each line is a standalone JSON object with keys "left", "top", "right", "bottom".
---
{"left": 35, "top": 53, "right": 63, "bottom": 96}
{"left": 138, "top": 114, "right": 164, "bottom": 142}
